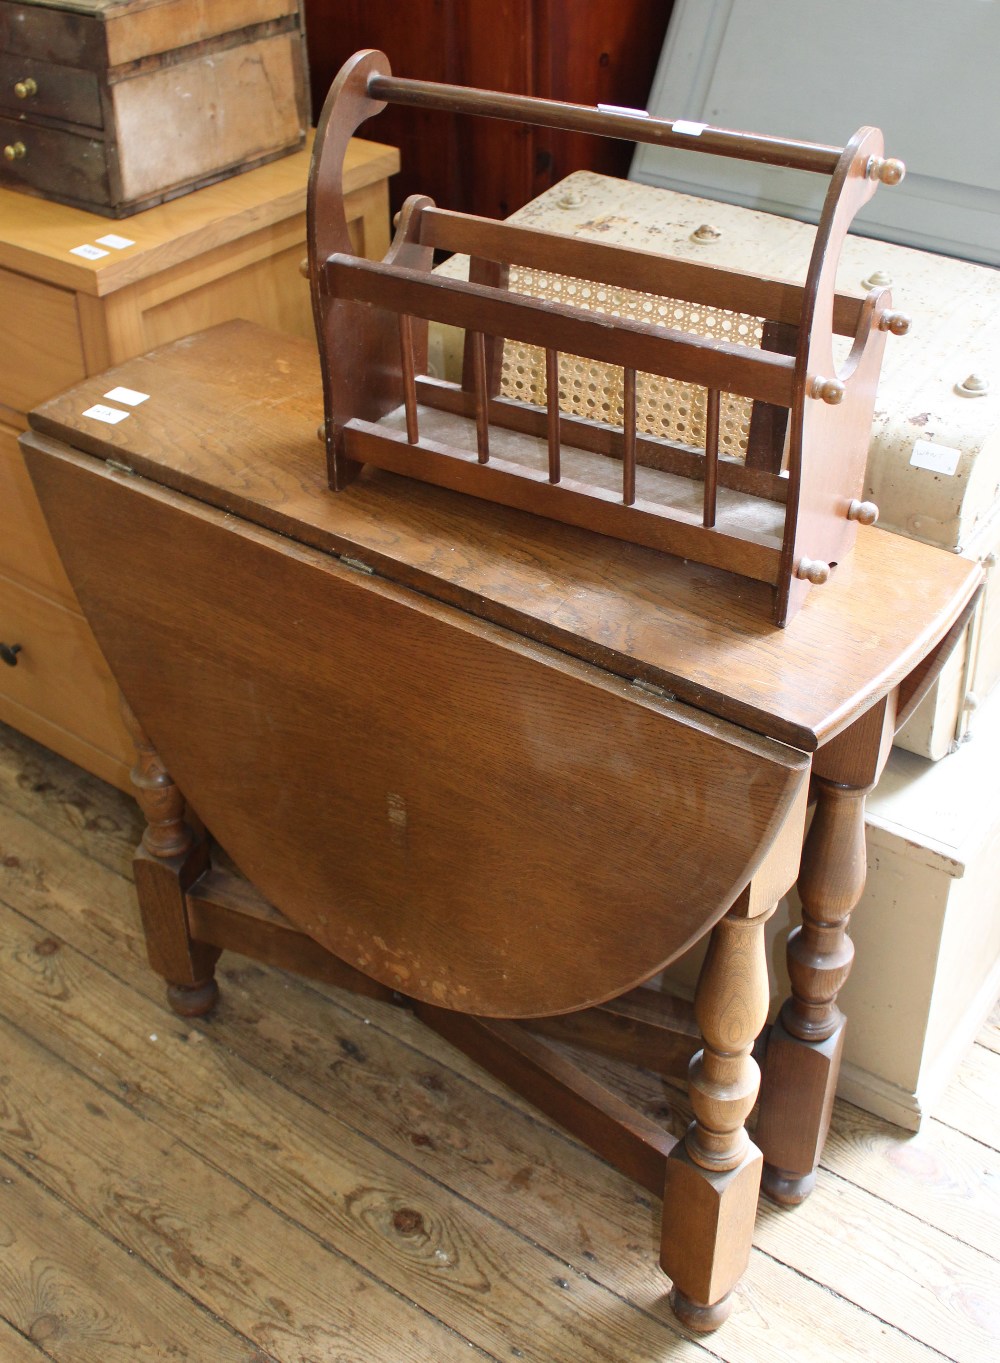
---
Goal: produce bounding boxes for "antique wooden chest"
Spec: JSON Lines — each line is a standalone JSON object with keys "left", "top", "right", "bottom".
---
{"left": 0, "top": 0, "right": 309, "bottom": 216}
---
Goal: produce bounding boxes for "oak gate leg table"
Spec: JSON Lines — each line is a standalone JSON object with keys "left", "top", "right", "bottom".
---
{"left": 22, "top": 321, "right": 981, "bottom": 1332}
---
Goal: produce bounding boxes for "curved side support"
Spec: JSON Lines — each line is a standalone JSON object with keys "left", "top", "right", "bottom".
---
{"left": 776, "top": 128, "right": 904, "bottom": 624}
{"left": 308, "top": 51, "right": 436, "bottom": 490}
{"left": 308, "top": 49, "right": 390, "bottom": 270}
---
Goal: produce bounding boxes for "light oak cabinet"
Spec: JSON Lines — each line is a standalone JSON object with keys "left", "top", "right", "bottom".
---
{"left": 1, "top": 134, "right": 397, "bottom": 789}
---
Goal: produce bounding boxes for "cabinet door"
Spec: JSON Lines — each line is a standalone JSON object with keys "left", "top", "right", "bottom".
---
{"left": 0, "top": 421, "right": 76, "bottom": 605}
{"left": 0, "top": 268, "right": 86, "bottom": 417}
{"left": 303, "top": 0, "right": 673, "bottom": 217}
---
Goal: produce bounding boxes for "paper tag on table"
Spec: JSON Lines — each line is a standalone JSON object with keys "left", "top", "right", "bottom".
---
{"left": 83, "top": 404, "right": 130, "bottom": 425}
{"left": 104, "top": 386, "right": 149, "bottom": 406}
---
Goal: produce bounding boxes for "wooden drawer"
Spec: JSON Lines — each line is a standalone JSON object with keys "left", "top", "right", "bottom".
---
{"left": 0, "top": 419, "right": 75, "bottom": 604}
{"left": 0, "top": 52, "right": 103, "bottom": 126}
{"left": 0, "top": 1, "right": 105, "bottom": 66}
{"left": 1, "top": 112, "right": 109, "bottom": 206}
{"left": 0, "top": 571, "right": 130, "bottom": 771}
{"left": 0, "top": 0, "right": 309, "bottom": 217}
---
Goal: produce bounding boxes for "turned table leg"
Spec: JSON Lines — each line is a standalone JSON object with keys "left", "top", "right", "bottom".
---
{"left": 120, "top": 696, "right": 220, "bottom": 1017}
{"left": 661, "top": 896, "right": 774, "bottom": 1331}
{"left": 756, "top": 695, "right": 895, "bottom": 1205}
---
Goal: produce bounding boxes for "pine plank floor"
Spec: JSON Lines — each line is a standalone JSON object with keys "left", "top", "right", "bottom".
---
{"left": 0, "top": 719, "right": 997, "bottom": 1363}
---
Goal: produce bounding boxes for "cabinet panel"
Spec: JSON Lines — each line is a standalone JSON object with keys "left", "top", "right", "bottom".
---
{"left": 140, "top": 241, "right": 313, "bottom": 350}
{"left": 0, "top": 52, "right": 104, "bottom": 126}
{"left": 0, "top": 573, "right": 131, "bottom": 769}
{"left": 0, "top": 113, "right": 110, "bottom": 207}
{"left": 303, "top": 0, "right": 673, "bottom": 218}
{"left": 0, "top": 268, "right": 87, "bottom": 415}
{"left": 113, "top": 33, "right": 306, "bottom": 203}
{"left": 0, "top": 420, "right": 76, "bottom": 605}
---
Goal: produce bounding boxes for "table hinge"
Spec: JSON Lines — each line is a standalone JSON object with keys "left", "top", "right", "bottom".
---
{"left": 631, "top": 678, "right": 677, "bottom": 702}
{"left": 106, "top": 459, "right": 135, "bottom": 476}
{"left": 340, "top": 555, "right": 375, "bottom": 575}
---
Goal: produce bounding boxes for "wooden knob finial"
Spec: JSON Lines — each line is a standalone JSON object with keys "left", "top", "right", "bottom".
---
{"left": 298, "top": 256, "right": 310, "bottom": 280}
{"left": 795, "top": 558, "right": 831, "bottom": 585}
{"left": 847, "top": 499, "right": 879, "bottom": 525}
{"left": 878, "top": 311, "right": 910, "bottom": 335}
{"left": 868, "top": 156, "right": 905, "bottom": 186}
{"left": 809, "top": 376, "right": 845, "bottom": 405}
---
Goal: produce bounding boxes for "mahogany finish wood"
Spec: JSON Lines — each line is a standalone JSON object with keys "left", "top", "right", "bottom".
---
{"left": 308, "top": 56, "right": 909, "bottom": 623}
{"left": 302, "top": 0, "right": 674, "bottom": 220}
{"left": 22, "top": 322, "right": 983, "bottom": 1334}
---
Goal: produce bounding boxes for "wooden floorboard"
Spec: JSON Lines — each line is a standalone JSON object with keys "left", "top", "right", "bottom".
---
{"left": 0, "top": 720, "right": 997, "bottom": 1363}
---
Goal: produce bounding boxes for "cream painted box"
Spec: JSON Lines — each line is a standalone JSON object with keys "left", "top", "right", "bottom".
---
{"left": 431, "top": 170, "right": 1000, "bottom": 760}
{"left": 663, "top": 686, "right": 1000, "bottom": 1131}
{"left": 427, "top": 170, "right": 1000, "bottom": 1125}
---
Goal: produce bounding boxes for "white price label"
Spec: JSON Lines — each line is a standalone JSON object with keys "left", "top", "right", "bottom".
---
{"left": 70, "top": 243, "right": 109, "bottom": 260}
{"left": 910, "top": 438, "right": 961, "bottom": 476}
{"left": 672, "top": 120, "right": 708, "bottom": 137}
{"left": 104, "top": 386, "right": 149, "bottom": 406}
{"left": 598, "top": 103, "right": 649, "bottom": 118}
{"left": 83, "top": 404, "right": 130, "bottom": 425}
{"left": 96, "top": 233, "right": 135, "bottom": 250}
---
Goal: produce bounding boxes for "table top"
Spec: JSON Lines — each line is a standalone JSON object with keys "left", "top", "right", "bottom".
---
{"left": 0, "top": 135, "right": 398, "bottom": 296}
{"left": 27, "top": 320, "right": 982, "bottom": 752}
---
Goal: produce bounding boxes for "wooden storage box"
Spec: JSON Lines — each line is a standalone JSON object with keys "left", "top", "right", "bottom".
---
{"left": 0, "top": 0, "right": 309, "bottom": 216}
{"left": 433, "top": 172, "right": 1000, "bottom": 754}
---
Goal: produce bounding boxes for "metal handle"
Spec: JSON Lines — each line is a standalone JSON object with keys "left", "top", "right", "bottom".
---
{"left": 3, "top": 141, "right": 26, "bottom": 162}
{"left": 0, "top": 642, "right": 22, "bottom": 667}
{"left": 14, "top": 77, "right": 37, "bottom": 99}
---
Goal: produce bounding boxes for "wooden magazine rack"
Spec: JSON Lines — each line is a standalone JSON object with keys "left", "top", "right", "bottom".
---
{"left": 307, "top": 50, "right": 909, "bottom": 625}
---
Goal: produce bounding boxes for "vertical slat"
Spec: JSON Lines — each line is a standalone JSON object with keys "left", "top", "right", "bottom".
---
{"left": 545, "top": 348, "right": 561, "bottom": 484}
{"left": 703, "top": 387, "right": 721, "bottom": 528}
{"left": 471, "top": 330, "right": 490, "bottom": 463}
{"left": 461, "top": 256, "right": 510, "bottom": 396}
{"left": 398, "top": 314, "right": 420, "bottom": 444}
{"left": 745, "top": 319, "right": 797, "bottom": 471}
{"left": 622, "top": 367, "right": 637, "bottom": 507}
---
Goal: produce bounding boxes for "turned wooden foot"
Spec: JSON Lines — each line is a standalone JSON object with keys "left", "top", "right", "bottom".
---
{"left": 121, "top": 696, "right": 220, "bottom": 1002}
{"left": 661, "top": 900, "right": 773, "bottom": 1329}
{"left": 759, "top": 1163, "right": 817, "bottom": 1207}
{"left": 166, "top": 979, "right": 220, "bottom": 1018}
{"left": 670, "top": 1286, "right": 734, "bottom": 1333}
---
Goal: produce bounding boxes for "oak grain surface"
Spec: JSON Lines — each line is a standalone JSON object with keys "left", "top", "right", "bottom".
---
{"left": 0, "top": 721, "right": 997, "bottom": 1363}
{"left": 25, "top": 321, "right": 981, "bottom": 751}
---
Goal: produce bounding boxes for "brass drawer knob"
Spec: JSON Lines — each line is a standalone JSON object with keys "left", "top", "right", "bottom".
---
{"left": 14, "top": 77, "right": 38, "bottom": 99}
{"left": 3, "top": 141, "right": 27, "bottom": 162}
{"left": 0, "top": 642, "right": 22, "bottom": 667}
